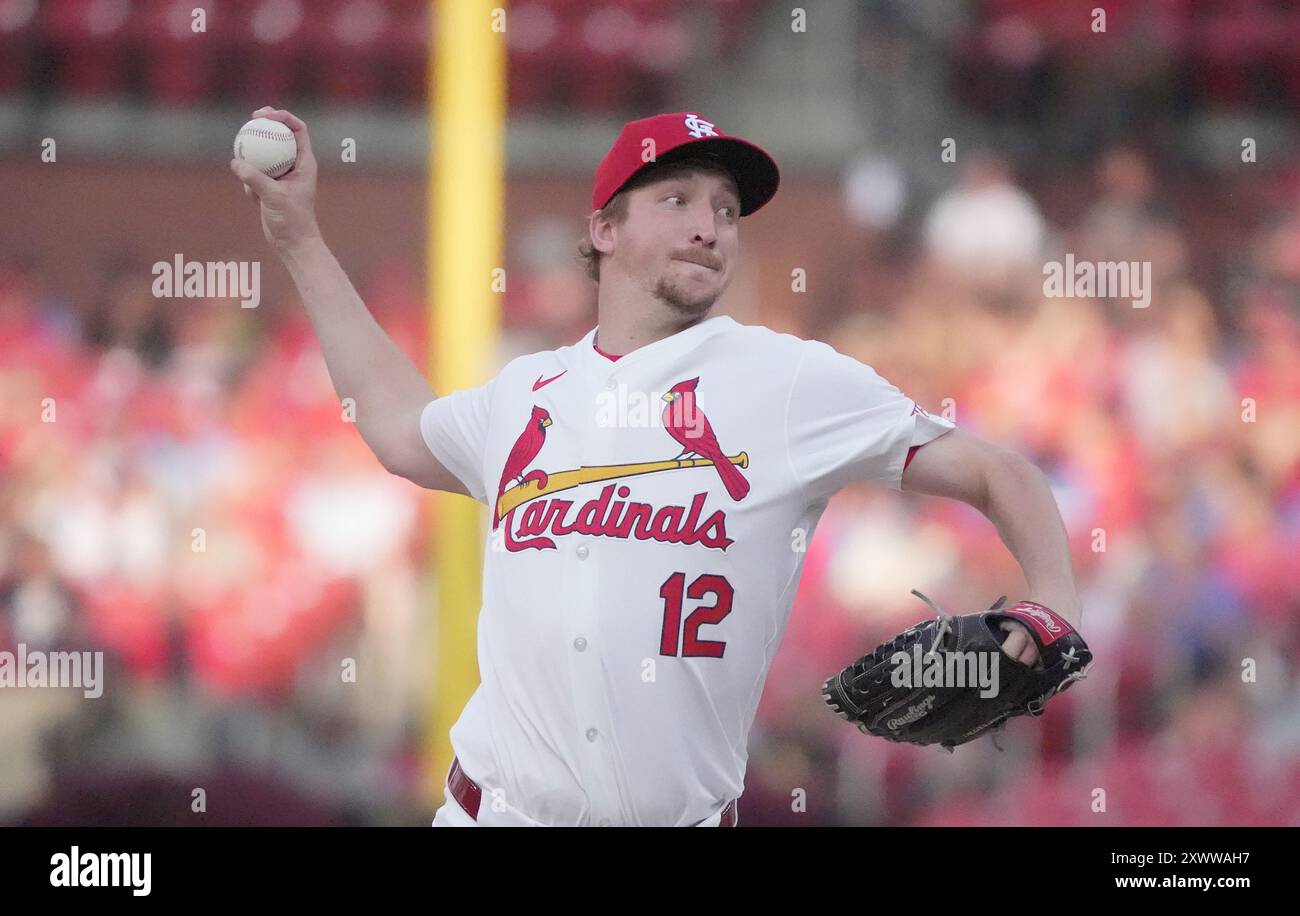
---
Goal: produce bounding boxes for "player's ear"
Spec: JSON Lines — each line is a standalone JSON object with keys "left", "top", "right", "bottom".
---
{"left": 589, "top": 209, "right": 616, "bottom": 256}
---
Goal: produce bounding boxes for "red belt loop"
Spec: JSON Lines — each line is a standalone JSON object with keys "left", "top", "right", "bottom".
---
{"left": 446, "top": 756, "right": 737, "bottom": 826}
{"left": 719, "top": 798, "right": 738, "bottom": 827}
{"left": 448, "top": 757, "right": 482, "bottom": 821}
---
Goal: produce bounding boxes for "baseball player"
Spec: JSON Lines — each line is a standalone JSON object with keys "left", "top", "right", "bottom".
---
{"left": 231, "top": 108, "right": 1084, "bottom": 827}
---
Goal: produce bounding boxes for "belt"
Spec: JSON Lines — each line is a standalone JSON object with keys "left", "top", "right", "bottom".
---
{"left": 448, "top": 756, "right": 737, "bottom": 827}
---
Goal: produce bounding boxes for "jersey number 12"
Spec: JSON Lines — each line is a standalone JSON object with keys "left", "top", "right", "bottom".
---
{"left": 658, "top": 572, "right": 733, "bottom": 658}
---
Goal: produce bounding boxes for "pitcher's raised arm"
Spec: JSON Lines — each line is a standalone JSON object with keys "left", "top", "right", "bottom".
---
{"left": 230, "top": 107, "right": 466, "bottom": 494}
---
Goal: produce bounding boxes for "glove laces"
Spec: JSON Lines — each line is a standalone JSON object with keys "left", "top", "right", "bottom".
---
{"left": 909, "top": 590, "right": 1008, "bottom": 656}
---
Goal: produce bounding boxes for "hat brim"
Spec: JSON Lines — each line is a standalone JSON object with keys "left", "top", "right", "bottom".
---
{"left": 618, "top": 137, "right": 781, "bottom": 217}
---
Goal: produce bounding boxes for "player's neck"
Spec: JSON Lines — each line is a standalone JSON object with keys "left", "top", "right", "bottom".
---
{"left": 593, "top": 276, "right": 714, "bottom": 357}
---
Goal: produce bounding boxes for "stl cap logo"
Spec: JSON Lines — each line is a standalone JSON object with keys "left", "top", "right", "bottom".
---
{"left": 683, "top": 114, "right": 718, "bottom": 139}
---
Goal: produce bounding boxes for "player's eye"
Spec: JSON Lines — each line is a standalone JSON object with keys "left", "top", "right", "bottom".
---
{"left": 718, "top": 205, "right": 738, "bottom": 220}
{"left": 666, "top": 195, "right": 685, "bottom": 206}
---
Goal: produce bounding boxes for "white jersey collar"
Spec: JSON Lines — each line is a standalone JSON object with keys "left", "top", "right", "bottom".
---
{"left": 576, "top": 314, "right": 736, "bottom": 375}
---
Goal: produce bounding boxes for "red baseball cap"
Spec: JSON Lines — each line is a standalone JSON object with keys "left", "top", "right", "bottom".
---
{"left": 591, "top": 112, "right": 780, "bottom": 217}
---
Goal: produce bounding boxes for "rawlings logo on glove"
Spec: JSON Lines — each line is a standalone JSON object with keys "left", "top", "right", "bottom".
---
{"left": 821, "top": 591, "right": 1093, "bottom": 751}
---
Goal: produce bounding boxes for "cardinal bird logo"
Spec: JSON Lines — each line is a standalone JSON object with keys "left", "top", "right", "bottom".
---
{"left": 661, "top": 377, "right": 750, "bottom": 501}
{"left": 494, "top": 405, "right": 552, "bottom": 527}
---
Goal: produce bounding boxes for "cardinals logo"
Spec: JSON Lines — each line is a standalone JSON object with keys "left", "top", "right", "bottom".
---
{"left": 494, "top": 405, "right": 552, "bottom": 527}
{"left": 492, "top": 377, "right": 750, "bottom": 550}
{"left": 660, "top": 377, "right": 749, "bottom": 501}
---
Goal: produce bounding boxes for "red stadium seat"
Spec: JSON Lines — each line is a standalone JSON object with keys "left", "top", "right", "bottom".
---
{"left": 507, "top": 2, "right": 561, "bottom": 110}
{"left": 231, "top": 0, "right": 311, "bottom": 105}
{"left": 136, "top": 0, "right": 218, "bottom": 107}
{"left": 382, "top": 0, "right": 430, "bottom": 106}
{"left": 41, "top": 0, "right": 134, "bottom": 96}
{"left": 306, "top": 0, "right": 386, "bottom": 106}
{"left": 0, "top": 0, "right": 40, "bottom": 94}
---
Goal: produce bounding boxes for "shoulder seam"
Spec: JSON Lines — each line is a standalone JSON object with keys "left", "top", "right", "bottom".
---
{"left": 783, "top": 343, "right": 813, "bottom": 502}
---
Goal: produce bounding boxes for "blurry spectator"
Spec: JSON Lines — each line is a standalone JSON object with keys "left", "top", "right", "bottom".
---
{"left": 1121, "top": 284, "right": 1234, "bottom": 456}
{"left": 1078, "top": 147, "right": 1165, "bottom": 263}
{"left": 0, "top": 535, "right": 79, "bottom": 651}
{"left": 922, "top": 151, "right": 1046, "bottom": 280}
{"left": 81, "top": 260, "right": 176, "bottom": 370}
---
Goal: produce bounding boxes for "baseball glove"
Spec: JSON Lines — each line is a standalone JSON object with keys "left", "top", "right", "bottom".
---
{"left": 821, "top": 591, "right": 1093, "bottom": 751}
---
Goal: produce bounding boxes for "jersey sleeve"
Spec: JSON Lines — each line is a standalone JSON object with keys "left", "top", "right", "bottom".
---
{"left": 419, "top": 376, "right": 498, "bottom": 504}
{"left": 784, "top": 340, "right": 954, "bottom": 500}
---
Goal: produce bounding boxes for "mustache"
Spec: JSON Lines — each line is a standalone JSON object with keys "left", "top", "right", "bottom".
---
{"left": 671, "top": 250, "right": 722, "bottom": 270}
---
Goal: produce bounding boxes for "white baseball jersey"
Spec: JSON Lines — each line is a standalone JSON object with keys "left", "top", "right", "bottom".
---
{"left": 420, "top": 314, "right": 954, "bottom": 826}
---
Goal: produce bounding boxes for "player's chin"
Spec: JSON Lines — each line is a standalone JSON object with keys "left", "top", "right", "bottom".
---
{"left": 658, "top": 281, "right": 717, "bottom": 315}
{"left": 674, "top": 266, "right": 727, "bottom": 300}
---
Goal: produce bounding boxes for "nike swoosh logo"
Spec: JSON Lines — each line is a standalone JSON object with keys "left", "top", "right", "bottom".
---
{"left": 532, "top": 370, "right": 567, "bottom": 391}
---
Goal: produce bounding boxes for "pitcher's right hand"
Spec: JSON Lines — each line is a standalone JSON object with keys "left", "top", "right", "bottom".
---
{"left": 230, "top": 107, "right": 321, "bottom": 255}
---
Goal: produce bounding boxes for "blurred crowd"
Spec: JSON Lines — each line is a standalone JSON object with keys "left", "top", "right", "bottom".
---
{"left": 0, "top": 256, "right": 432, "bottom": 824}
{"left": 0, "top": 0, "right": 759, "bottom": 112}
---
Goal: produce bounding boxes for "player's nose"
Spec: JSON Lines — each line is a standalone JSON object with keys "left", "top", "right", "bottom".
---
{"left": 688, "top": 204, "right": 718, "bottom": 245}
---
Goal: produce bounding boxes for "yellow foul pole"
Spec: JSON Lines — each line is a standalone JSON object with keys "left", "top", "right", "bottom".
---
{"left": 425, "top": 0, "right": 504, "bottom": 805}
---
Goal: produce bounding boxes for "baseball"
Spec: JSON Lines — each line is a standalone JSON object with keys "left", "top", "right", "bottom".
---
{"left": 233, "top": 116, "right": 297, "bottom": 179}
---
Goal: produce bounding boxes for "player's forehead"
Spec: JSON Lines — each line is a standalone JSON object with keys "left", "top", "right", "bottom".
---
{"left": 639, "top": 165, "right": 740, "bottom": 202}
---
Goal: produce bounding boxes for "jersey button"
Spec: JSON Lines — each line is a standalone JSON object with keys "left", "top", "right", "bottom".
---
{"left": 598, "top": 819, "right": 612, "bottom": 827}
{"left": 586, "top": 727, "right": 599, "bottom": 742}
{"left": 605, "top": 378, "right": 616, "bottom": 390}
{"left": 573, "top": 636, "right": 587, "bottom": 651}
{"left": 576, "top": 545, "right": 589, "bottom": 559}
